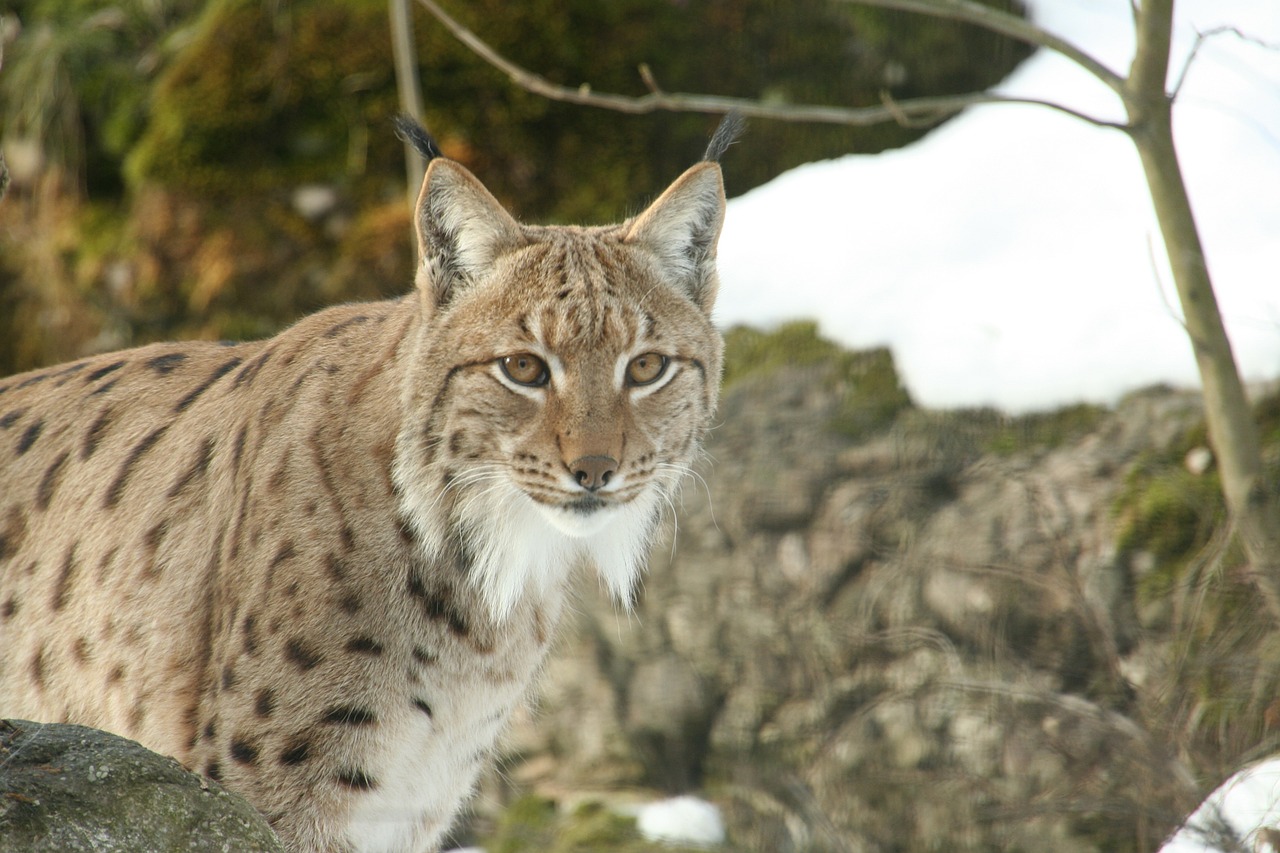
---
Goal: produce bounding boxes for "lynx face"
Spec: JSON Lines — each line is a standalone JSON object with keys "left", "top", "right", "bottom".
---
{"left": 394, "top": 158, "right": 726, "bottom": 621}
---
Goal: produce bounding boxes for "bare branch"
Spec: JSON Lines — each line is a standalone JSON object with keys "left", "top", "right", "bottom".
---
{"left": 835, "top": 0, "right": 1124, "bottom": 92}
{"left": 414, "top": 0, "right": 1128, "bottom": 132}
{"left": 1172, "top": 26, "right": 1280, "bottom": 101}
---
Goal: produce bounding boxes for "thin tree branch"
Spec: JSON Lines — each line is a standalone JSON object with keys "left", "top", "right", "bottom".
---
{"left": 834, "top": 0, "right": 1125, "bottom": 93}
{"left": 389, "top": 0, "right": 426, "bottom": 205}
{"left": 413, "top": 0, "right": 1129, "bottom": 132}
{"left": 1172, "top": 26, "right": 1280, "bottom": 101}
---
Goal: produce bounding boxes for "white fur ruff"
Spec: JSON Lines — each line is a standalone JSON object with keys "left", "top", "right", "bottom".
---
{"left": 394, "top": 464, "right": 661, "bottom": 622}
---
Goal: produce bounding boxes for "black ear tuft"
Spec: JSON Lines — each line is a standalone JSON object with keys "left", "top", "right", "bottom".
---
{"left": 703, "top": 112, "right": 745, "bottom": 163}
{"left": 394, "top": 114, "right": 443, "bottom": 162}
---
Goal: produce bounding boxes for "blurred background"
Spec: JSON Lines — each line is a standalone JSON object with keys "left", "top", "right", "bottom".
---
{"left": 3, "top": 1, "right": 1280, "bottom": 851}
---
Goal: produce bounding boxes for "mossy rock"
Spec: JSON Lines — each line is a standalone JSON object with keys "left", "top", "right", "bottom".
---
{"left": 722, "top": 321, "right": 912, "bottom": 440}
{"left": 0, "top": 719, "right": 283, "bottom": 852}
{"left": 125, "top": 0, "right": 404, "bottom": 201}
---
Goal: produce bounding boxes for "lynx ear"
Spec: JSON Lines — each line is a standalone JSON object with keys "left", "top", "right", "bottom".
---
{"left": 624, "top": 162, "right": 726, "bottom": 312}
{"left": 413, "top": 159, "right": 525, "bottom": 312}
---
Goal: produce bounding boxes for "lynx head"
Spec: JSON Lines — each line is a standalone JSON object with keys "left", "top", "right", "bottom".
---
{"left": 392, "top": 117, "right": 739, "bottom": 621}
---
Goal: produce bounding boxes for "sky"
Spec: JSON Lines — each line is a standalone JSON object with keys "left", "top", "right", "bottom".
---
{"left": 714, "top": 0, "right": 1280, "bottom": 414}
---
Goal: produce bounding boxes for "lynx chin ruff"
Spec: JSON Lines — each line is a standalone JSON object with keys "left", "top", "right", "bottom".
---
{"left": 0, "top": 115, "right": 740, "bottom": 852}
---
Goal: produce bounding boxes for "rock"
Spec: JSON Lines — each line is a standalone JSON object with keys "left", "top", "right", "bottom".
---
{"left": 486, "top": 354, "right": 1219, "bottom": 852}
{"left": 0, "top": 719, "right": 283, "bottom": 852}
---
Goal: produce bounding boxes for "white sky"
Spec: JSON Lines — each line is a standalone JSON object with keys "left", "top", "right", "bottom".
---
{"left": 715, "top": 0, "right": 1280, "bottom": 413}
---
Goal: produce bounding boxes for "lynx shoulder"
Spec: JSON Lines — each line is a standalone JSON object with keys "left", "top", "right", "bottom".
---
{"left": 0, "top": 117, "right": 738, "bottom": 852}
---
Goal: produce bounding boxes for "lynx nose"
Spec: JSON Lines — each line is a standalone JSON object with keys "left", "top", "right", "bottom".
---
{"left": 569, "top": 455, "right": 618, "bottom": 492}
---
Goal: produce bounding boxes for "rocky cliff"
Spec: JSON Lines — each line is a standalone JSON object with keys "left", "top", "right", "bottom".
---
{"left": 484, "top": 328, "right": 1280, "bottom": 853}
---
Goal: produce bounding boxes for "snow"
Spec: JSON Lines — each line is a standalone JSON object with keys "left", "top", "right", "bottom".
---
{"left": 635, "top": 795, "right": 726, "bottom": 847}
{"left": 715, "top": 0, "right": 1280, "bottom": 414}
{"left": 1160, "top": 759, "right": 1280, "bottom": 852}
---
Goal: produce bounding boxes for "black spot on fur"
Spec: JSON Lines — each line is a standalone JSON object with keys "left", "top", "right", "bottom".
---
{"left": 82, "top": 408, "right": 114, "bottom": 460}
{"left": 85, "top": 360, "right": 126, "bottom": 383}
{"left": 323, "top": 315, "right": 370, "bottom": 338}
{"left": 255, "top": 689, "right": 275, "bottom": 718}
{"left": 36, "top": 451, "right": 70, "bottom": 510}
{"left": 345, "top": 636, "right": 383, "bottom": 656}
{"left": 321, "top": 705, "right": 377, "bottom": 727}
{"left": 1, "top": 596, "right": 17, "bottom": 619}
{"left": 285, "top": 638, "right": 322, "bottom": 671}
{"left": 51, "top": 543, "right": 78, "bottom": 611}
{"left": 205, "top": 762, "right": 222, "bottom": 781}
{"left": 145, "top": 353, "right": 188, "bottom": 374}
{"left": 408, "top": 572, "right": 471, "bottom": 639}
{"left": 16, "top": 372, "right": 49, "bottom": 390}
{"left": 30, "top": 646, "right": 46, "bottom": 688}
{"left": 16, "top": 419, "right": 43, "bottom": 455}
{"left": 0, "top": 409, "right": 22, "bottom": 429}
{"left": 230, "top": 737, "right": 259, "bottom": 765}
{"left": 105, "top": 425, "right": 171, "bottom": 507}
{"left": 335, "top": 768, "right": 378, "bottom": 791}
{"left": 221, "top": 666, "right": 236, "bottom": 690}
{"left": 0, "top": 506, "right": 28, "bottom": 561}
{"left": 280, "top": 740, "right": 311, "bottom": 766}
{"left": 167, "top": 436, "right": 214, "bottom": 498}
{"left": 231, "top": 424, "right": 248, "bottom": 472}
{"left": 51, "top": 362, "right": 88, "bottom": 385}
{"left": 174, "top": 357, "right": 242, "bottom": 413}
{"left": 270, "top": 542, "right": 297, "bottom": 569}
{"left": 243, "top": 614, "right": 258, "bottom": 655}
{"left": 233, "top": 349, "right": 272, "bottom": 388}
{"left": 412, "top": 697, "right": 433, "bottom": 717}
{"left": 412, "top": 646, "right": 438, "bottom": 666}
{"left": 203, "top": 720, "right": 217, "bottom": 741}
{"left": 338, "top": 592, "right": 361, "bottom": 614}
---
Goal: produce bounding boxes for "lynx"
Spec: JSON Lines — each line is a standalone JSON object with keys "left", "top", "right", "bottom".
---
{"left": 0, "top": 115, "right": 739, "bottom": 852}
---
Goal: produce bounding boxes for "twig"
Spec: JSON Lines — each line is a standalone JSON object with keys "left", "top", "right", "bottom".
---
{"left": 413, "top": 0, "right": 1129, "bottom": 131}
{"left": 834, "top": 0, "right": 1125, "bottom": 93}
{"left": 1172, "top": 26, "right": 1280, "bottom": 101}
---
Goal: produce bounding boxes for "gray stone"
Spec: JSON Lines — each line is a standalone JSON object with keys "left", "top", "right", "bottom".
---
{"left": 0, "top": 719, "right": 283, "bottom": 852}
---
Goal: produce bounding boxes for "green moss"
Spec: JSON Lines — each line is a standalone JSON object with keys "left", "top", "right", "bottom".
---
{"left": 828, "top": 347, "right": 913, "bottom": 438}
{"left": 722, "top": 322, "right": 912, "bottom": 439}
{"left": 482, "top": 794, "right": 718, "bottom": 853}
{"left": 721, "top": 321, "right": 841, "bottom": 387}
{"left": 1115, "top": 460, "right": 1225, "bottom": 606}
{"left": 984, "top": 403, "right": 1109, "bottom": 455}
{"left": 126, "top": 0, "right": 402, "bottom": 201}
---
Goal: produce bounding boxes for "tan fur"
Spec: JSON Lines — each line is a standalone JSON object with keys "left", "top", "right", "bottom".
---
{"left": 0, "top": 152, "right": 726, "bottom": 852}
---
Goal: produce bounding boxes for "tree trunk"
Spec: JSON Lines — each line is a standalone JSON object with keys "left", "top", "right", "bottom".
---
{"left": 1126, "top": 0, "right": 1280, "bottom": 621}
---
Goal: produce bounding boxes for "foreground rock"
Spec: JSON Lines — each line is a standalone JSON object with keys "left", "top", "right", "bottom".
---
{"left": 0, "top": 719, "right": 282, "bottom": 852}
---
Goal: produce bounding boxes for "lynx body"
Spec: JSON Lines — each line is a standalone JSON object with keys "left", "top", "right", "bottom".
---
{"left": 0, "top": 119, "right": 735, "bottom": 852}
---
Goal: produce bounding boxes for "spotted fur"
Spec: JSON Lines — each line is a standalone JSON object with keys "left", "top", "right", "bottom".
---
{"left": 0, "top": 121, "right": 732, "bottom": 852}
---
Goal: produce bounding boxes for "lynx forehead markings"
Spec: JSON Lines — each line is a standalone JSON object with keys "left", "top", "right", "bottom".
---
{"left": 0, "top": 115, "right": 738, "bottom": 853}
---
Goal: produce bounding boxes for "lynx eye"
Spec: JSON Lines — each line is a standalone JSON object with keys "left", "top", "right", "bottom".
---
{"left": 626, "top": 352, "right": 669, "bottom": 387}
{"left": 499, "top": 353, "right": 549, "bottom": 387}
